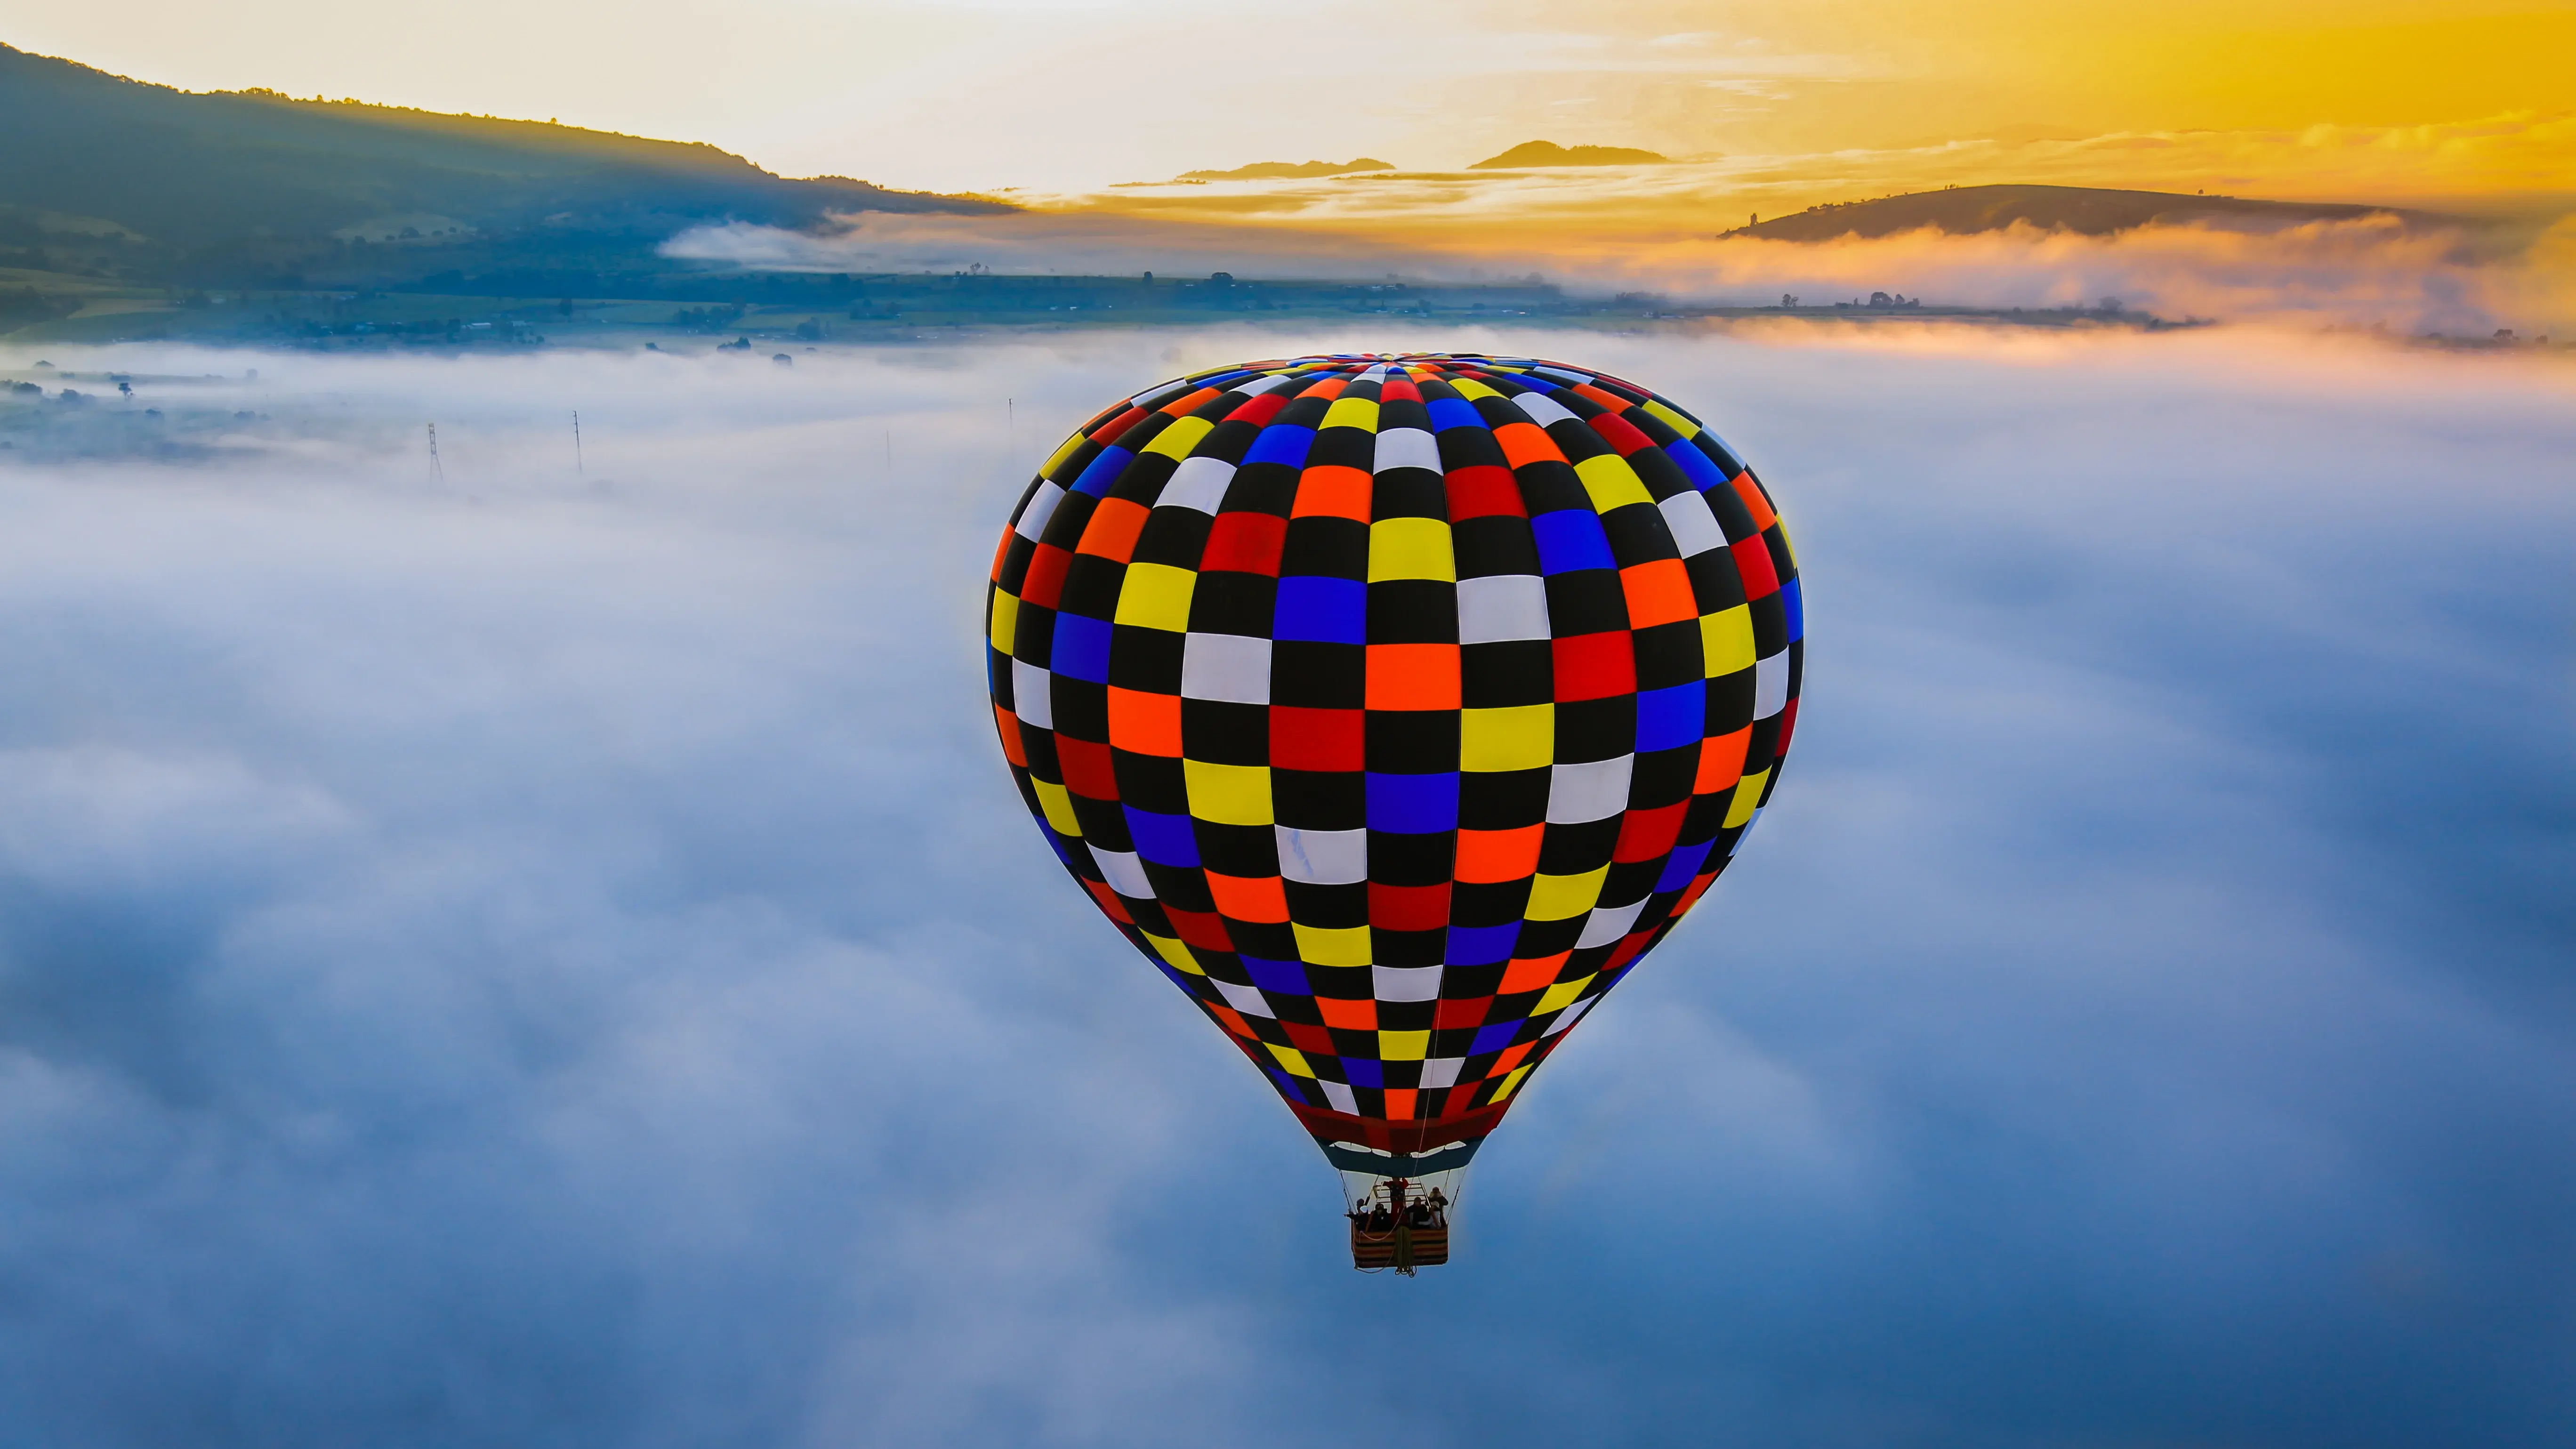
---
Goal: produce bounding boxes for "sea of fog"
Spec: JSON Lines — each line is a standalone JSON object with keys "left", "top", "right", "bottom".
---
{"left": 0, "top": 327, "right": 2568, "bottom": 1449}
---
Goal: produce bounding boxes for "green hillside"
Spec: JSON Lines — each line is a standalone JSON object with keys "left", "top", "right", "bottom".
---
{"left": 0, "top": 43, "right": 1008, "bottom": 289}
{"left": 1730, "top": 184, "right": 2461, "bottom": 240}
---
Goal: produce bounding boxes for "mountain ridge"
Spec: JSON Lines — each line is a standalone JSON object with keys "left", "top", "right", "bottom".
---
{"left": 1727, "top": 183, "right": 2468, "bottom": 241}
{"left": 1470, "top": 141, "right": 1669, "bottom": 169}
{"left": 1177, "top": 158, "right": 1395, "bottom": 182}
{"left": 0, "top": 42, "right": 1006, "bottom": 287}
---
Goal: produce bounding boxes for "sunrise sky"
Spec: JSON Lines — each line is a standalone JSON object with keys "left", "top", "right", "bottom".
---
{"left": 8, "top": 0, "right": 2571, "bottom": 209}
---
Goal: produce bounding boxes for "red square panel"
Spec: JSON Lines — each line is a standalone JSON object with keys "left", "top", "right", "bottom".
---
{"left": 1019, "top": 543, "right": 1073, "bottom": 609}
{"left": 1369, "top": 881, "right": 1452, "bottom": 933}
{"left": 1056, "top": 736, "right": 1119, "bottom": 799}
{"left": 1090, "top": 405, "right": 1151, "bottom": 445}
{"left": 1552, "top": 632, "right": 1636, "bottom": 701}
{"left": 1226, "top": 392, "right": 1289, "bottom": 428}
{"left": 1202, "top": 511, "right": 1285, "bottom": 576}
{"left": 1444, "top": 465, "right": 1524, "bottom": 519}
{"left": 1163, "top": 905, "right": 1235, "bottom": 952}
{"left": 1082, "top": 878, "right": 1134, "bottom": 922}
{"left": 1613, "top": 800, "right": 1688, "bottom": 861}
{"left": 1731, "top": 535, "right": 1780, "bottom": 599}
{"left": 1588, "top": 411, "right": 1655, "bottom": 457}
{"left": 1271, "top": 707, "right": 1364, "bottom": 772}
{"left": 1434, "top": 996, "right": 1493, "bottom": 1030}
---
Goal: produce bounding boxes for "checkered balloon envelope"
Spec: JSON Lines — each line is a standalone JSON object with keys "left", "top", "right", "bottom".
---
{"left": 986, "top": 352, "right": 1802, "bottom": 1191}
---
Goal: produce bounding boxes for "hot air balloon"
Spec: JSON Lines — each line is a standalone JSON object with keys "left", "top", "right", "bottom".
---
{"left": 984, "top": 353, "right": 1801, "bottom": 1272}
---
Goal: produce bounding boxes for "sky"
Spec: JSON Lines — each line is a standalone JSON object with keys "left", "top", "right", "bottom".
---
{"left": 0, "top": 326, "right": 2569, "bottom": 1446}
{"left": 3, "top": 0, "right": 2572, "bottom": 202}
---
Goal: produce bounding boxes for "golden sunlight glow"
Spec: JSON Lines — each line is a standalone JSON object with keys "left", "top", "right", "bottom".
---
{"left": 4, "top": 0, "right": 2567, "bottom": 206}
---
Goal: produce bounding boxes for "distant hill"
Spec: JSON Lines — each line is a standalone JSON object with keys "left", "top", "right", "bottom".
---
{"left": 1731, "top": 184, "right": 2464, "bottom": 241}
{"left": 1470, "top": 141, "right": 1668, "bottom": 169}
{"left": 1179, "top": 158, "right": 1394, "bottom": 181}
{"left": 0, "top": 43, "right": 1007, "bottom": 288}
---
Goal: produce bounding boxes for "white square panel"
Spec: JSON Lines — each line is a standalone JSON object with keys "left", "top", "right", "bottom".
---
{"left": 1658, "top": 489, "right": 1725, "bottom": 558}
{"left": 1373, "top": 427, "right": 1441, "bottom": 475}
{"left": 1158, "top": 455, "right": 1235, "bottom": 514}
{"left": 1547, "top": 755, "right": 1634, "bottom": 823}
{"left": 1542, "top": 997, "right": 1595, "bottom": 1036}
{"left": 1456, "top": 573, "right": 1551, "bottom": 644}
{"left": 1182, "top": 632, "right": 1272, "bottom": 703}
{"left": 1513, "top": 392, "right": 1578, "bottom": 427}
{"left": 1275, "top": 826, "right": 1367, "bottom": 885}
{"left": 1576, "top": 898, "right": 1648, "bottom": 949}
{"left": 1090, "top": 847, "right": 1152, "bottom": 899}
{"left": 1754, "top": 651, "right": 1789, "bottom": 719}
{"left": 1211, "top": 978, "right": 1273, "bottom": 1017}
{"left": 1374, "top": 965, "right": 1443, "bottom": 1002}
{"left": 1014, "top": 481, "right": 1068, "bottom": 542}
{"left": 1009, "top": 659, "right": 1054, "bottom": 729}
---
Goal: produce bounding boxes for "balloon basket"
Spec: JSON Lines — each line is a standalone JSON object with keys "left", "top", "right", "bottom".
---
{"left": 1345, "top": 1173, "right": 1457, "bottom": 1275}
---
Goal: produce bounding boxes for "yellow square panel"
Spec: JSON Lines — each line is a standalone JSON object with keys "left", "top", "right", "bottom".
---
{"left": 1491, "top": 1063, "right": 1535, "bottom": 1101}
{"left": 1525, "top": 865, "right": 1609, "bottom": 920}
{"left": 1460, "top": 704, "right": 1553, "bottom": 773}
{"left": 988, "top": 588, "right": 1020, "bottom": 654}
{"left": 1377, "top": 1030, "right": 1431, "bottom": 1061}
{"left": 1366, "top": 517, "right": 1456, "bottom": 582}
{"left": 1449, "top": 378, "right": 1500, "bottom": 401}
{"left": 1114, "top": 563, "right": 1197, "bottom": 632}
{"left": 1640, "top": 400, "right": 1697, "bottom": 436}
{"left": 1033, "top": 779, "right": 1083, "bottom": 837}
{"left": 1265, "top": 1042, "right": 1315, "bottom": 1077}
{"left": 1574, "top": 454, "right": 1654, "bottom": 513}
{"left": 1320, "top": 396, "right": 1381, "bottom": 433}
{"left": 1294, "top": 923, "right": 1373, "bottom": 966}
{"left": 1724, "top": 768, "right": 1771, "bottom": 828}
{"left": 1183, "top": 760, "right": 1273, "bottom": 826}
{"left": 1142, "top": 414, "right": 1215, "bottom": 459}
{"left": 1040, "top": 433, "right": 1088, "bottom": 479}
{"left": 1700, "top": 606, "right": 1755, "bottom": 677}
{"left": 1143, "top": 933, "right": 1202, "bottom": 973}
{"left": 1535, "top": 974, "right": 1593, "bottom": 1014}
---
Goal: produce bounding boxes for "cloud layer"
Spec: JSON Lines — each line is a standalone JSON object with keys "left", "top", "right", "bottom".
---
{"left": 671, "top": 202, "right": 2576, "bottom": 338}
{"left": 0, "top": 328, "right": 2569, "bottom": 1447}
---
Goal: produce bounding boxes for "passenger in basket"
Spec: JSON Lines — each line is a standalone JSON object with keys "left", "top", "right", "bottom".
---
{"left": 1425, "top": 1188, "right": 1449, "bottom": 1227}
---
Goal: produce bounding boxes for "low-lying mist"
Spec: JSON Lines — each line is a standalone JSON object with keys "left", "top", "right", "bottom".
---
{"left": 0, "top": 328, "right": 2568, "bottom": 1449}
{"left": 667, "top": 208, "right": 2576, "bottom": 338}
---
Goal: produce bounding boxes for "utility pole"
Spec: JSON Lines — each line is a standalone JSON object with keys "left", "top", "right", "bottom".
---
{"left": 572, "top": 410, "right": 583, "bottom": 475}
{"left": 427, "top": 422, "right": 444, "bottom": 483}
